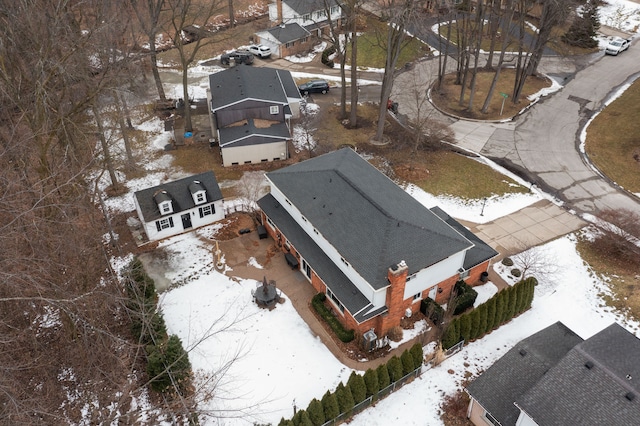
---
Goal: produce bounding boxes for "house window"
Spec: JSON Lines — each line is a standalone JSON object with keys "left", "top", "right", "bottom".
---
{"left": 199, "top": 204, "right": 214, "bottom": 218}
{"left": 315, "top": 10, "right": 326, "bottom": 20}
{"left": 483, "top": 412, "right": 501, "bottom": 426}
{"left": 266, "top": 216, "right": 276, "bottom": 230}
{"left": 155, "top": 217, "right": 174, "bottom": 231}
{"left": 160, "top": 202, "right": 172, "bottom": 214}
{"left": 270, "top": 105, "right": 279, "bottom": 114}
{"left": 285, "top": 42, "right": 294, "bottom": 48}
{"left": 301, "top": 36, "right": 308, "bottom": 43}
{"left": 302, "top": 13, "right": 310, "bottom": 21}
{"left": 331, "top": 5, "right": 339, "bottom": 14}
{"left": 413, "top": 292, "right": 421, "bottom": 301}
{"left": 326, "top": 288, "right": 345, "bottom": 313}
{"left": 195, "top": 192, "right": 205, "bottom": 204}
{"left": 261, "top": 159, "right": 268, "bottom": 162}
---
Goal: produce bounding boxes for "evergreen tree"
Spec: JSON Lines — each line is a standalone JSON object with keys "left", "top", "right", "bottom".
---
{"left": 478, "top": 303, "right": 488, "bottom": 337}
{"left": 459, "top": 313, "right": 471, "bottom": 343}
{"left": 387, "top": 356, "right": 403, "bottom": 382}
{"left": 442, "top": 318, "right": 460, "bottom": 349}
{"left": 321, "top": 390, "right": 339, "bottom": 420}
{"left": 306, "top": 398, "right": 325, "bottom": 426}
{"left": 377, "top": 363, "right": 391, "bottom": 389}
{"left": 298, "top": 410, "right": 313, "bottom": 426}
{"left": 486, "top": 296, "right": 497, "bottom": 331}
{"left": 562, "top": 0, "right": 600, "bottom": 48}
{"left": 469, "top": 309, "right": 481, "bottom": 341}
{"left": 495, "top": 291, "right": 505, "bottom": 327}
{"left": 347, "top": 371, "right": 367, "bottom": 404}
{"left": 507, "top": 285, "right": 518, "bottom": 320}
{"left": 278, "top": 418, "right": 294, "bottom": 426}
{"left": 410, "top": 343, "right": 424, "bottom": 369}
{"left": 335, "top": 382, "right": 355, "bottom": 414}
{"left": 524, "top": 278, "right": 535, "bottom": 310}
{"left": 363, "top": 368, "right": 379, "bottom": 397}
{"left": 401, "top": 349, "right": 415, "bottom": 375}
{"left": 146, "top": 335, "right": 192, "bottom": 394}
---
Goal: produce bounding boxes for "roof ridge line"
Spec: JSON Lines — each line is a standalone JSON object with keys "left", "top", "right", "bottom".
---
{"left": 574, "top": 345, "right": 637, "bottom": 394}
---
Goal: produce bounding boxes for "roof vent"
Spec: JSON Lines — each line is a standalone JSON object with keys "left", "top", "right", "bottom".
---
{"left": 627, "top": 374, "right": 633, "bottom": 381}
{"left": 626, "top": 392, "right": 635, "bottom": 402}
{"left": 585, "top": 361, "right": 594, "bottom": 369}
{"left": 519, "top": 349, "right": 527, "bottom": 357}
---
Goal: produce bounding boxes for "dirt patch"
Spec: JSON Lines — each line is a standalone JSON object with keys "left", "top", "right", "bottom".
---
{"left": 213, "top": 212, "right": 257, "bottom": 240}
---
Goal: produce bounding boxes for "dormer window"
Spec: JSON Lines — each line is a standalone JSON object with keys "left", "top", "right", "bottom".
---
{"left": 188, "top": 180, "right": 207, "bottom": 205}
{"left": 153, "top": 190, "right": 173, "bottom": 215}
{"left": 270, "top": 105, "right": 279, "bottom": 115}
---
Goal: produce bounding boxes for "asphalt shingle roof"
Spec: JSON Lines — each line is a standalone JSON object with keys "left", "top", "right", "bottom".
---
{"left": 258, "top": 193, "right": 381, "bottom": 321}
{"left": 264, "top": 22, "right": 310, "bottom": 44}
{"left": 209, "top": 65, "right": 300, "bottom": 111}
{"left": 134, "top": 172, "right": 223, "bottom": 222}
{"left": 466, "top": 322, "right": 584, "bottom": 426}
{"left": 516, "top": 323, "right": 640, "bottom": 426}
{"left": 284, "top": 0, "right": 341, "bottom": 15}
{"left": 219, "top": 119, "right": 290, "bottom": 147}
{"left": 265, "top": 148, "right": 473, "bottom": 290}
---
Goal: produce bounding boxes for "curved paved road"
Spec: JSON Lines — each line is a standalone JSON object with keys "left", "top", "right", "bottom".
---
{"left": 479, "top": 49, "right": 640, "bottom": 215}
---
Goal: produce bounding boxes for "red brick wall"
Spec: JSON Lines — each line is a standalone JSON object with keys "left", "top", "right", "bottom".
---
{"left": 465, "top": 260, "right": 492, "bottom": 286}
{"left": 377, "top": 263, "right": 408, "bottom": 336}
{"left": 434, "top": 274, "right": 459, "bottom": 305}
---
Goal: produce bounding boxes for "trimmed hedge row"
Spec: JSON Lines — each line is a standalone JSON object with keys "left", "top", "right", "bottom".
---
{"left": 442, "top": 277, "right": 536, "bottom": 349}
{"left": 124, "top": 258, "right": 192, "bottom": 395}
{"left": 312, "top": 293, "right": 355, "bottom": 343}
{"left": 278, "top": 344, "right": 424, "bottom": 426}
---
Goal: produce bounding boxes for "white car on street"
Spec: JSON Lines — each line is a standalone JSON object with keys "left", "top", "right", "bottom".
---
{"left": 248, "top": 44, "right": 272, "bottom": 58}
{"left": 605, "top": 37, "right": 631, "bottom": 55}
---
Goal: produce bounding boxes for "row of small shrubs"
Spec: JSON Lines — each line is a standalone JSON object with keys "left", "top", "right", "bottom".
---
{"left": 321, "top": 44, "right": 336, "bottom": 68}
{"left": 278, "top": 344, "right": 424, "bottom": 426}
{"left": 312, "top": 293, "right": 355, "bottom": 343}
{"left": 442, "top": 277, "right": 536, "bottom": 349}
{"left": 124, "top": 258, "right": 192, "bottom": 395}
{"left": 453, "top": 280, "right": 478, "bottom": 315}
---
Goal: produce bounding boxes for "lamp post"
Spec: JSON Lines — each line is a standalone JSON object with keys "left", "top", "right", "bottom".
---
{"left": 480, "top": 197, "right": 487, "bottom": 216}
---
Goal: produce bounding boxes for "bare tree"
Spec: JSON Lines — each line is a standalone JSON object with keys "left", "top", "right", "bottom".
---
{"left": 130, "top": 0, "right": 168, "bottom": 101}
{"left": 511, "top": 245, "right": 559, "bottom": 283}
{"left": 374, "top": 0, "right": 420, "bottom": 142}
{"left": 235, "top": 171, "right": 268, "bottom": 213}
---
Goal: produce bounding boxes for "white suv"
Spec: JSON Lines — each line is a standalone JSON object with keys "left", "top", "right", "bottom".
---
{"left": 248, "top": 44, "right": 272, "bottom": 58}
{"left": 605, "top": 37, "right": 630, "bottom": 55}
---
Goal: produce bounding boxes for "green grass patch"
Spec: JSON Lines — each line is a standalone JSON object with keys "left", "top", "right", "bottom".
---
{"left": 585, "top": 79, "right": 640, "bottom": 194}
{"left": 410, "top": 151, "right": 529, "bottom": 199}
{"left": 575, "top": 235, "right": 640, "bottom": 322}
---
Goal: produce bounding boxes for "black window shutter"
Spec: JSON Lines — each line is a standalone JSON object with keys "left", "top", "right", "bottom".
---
{"left": 168, "top": 217, "right": 174, "bottom": 227}
{"left": 199, "top": 207, "right": 203, "bottom": 218}
{"left": 211, "top": 203, "right": 215, "bottom": 214}
{"left": 156, "top": 221, "right": 161, "bottom": 232}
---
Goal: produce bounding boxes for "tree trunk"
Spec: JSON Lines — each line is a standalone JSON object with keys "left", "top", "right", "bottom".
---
{"left": 114, "top": 90, "right": 135, "bottom": 170}
{"left": 467, "top": 0, "right": 485, "bottom": 110}
{"left": 349, "top": 22, "right": 358, "bottom": 127}
{"left": 482, "top": 0, "right": 515, "bottom": 113}
{"left": 92, "top": 104, "right": 120, "bottom": 190}
{"left": 228, "top": 0, "right": 235, "bottom": 28}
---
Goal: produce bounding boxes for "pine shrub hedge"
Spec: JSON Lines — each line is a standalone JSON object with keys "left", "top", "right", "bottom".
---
{"left": 363, "top": 368, "right": 379, "bottom": 397}
{"left": 453, "top": 280, "right": 478, "bottom": 315}
{"left": 347, "top": 371, "right": 367, "bottom": 404}
{"left": 311, "top": 293, "right": 355, "bottom": 342}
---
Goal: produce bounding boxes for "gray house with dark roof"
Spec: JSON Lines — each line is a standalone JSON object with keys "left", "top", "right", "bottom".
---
{"left": 207, "top": 65, "right": 301, "bottom": 167}
{"left": 466, "top": 322, "right": 640, "bottom": 426}
{"left": 133, "top": 172, "right": 224, "bottom": 242}
{"left": 257, "top": 148, "right": 498, "bottom": 336}
{"left": 256, "top": 0, "right": 343, "bottom": 58}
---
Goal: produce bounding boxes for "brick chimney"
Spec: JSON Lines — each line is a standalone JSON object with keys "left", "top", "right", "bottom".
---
{"left": 379, "top": 260, "right": 409, "bottom": 335}
{"left": 276, "top": 0, "right": 283, "bottom": 24}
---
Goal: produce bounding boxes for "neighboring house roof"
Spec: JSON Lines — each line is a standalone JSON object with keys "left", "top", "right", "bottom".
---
{"left": 430, "top": 206, "right": 499, "bottom": 270}
{"left": 208, "top": 65, "right": 300, "bottom": 112}
{"left": 219, "top": 119, "right": 291, "bottom": 148}
{"left": 134, "top": 172, "right": 223, "bottom": 223}
{"left": 467, "top": 322, "right": 584, "bottom": 426}
{"left": 516, "top": 323, "right": 640, "bottom": 426}
{"left": 284, "top": 0, "right": 341, "bottom": 15}
{"left": 258, "top": 22, "right": 310, "bottom": 44}
{"left": 258, "top": 193, "right": 385, "bottom": 322}
{"left": 265, "top": 148, "right": 473, "bottom": 289}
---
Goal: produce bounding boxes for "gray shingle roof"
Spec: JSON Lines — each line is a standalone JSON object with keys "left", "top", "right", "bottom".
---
{"left": 430, "top": 206, "right": 499, "bottom": 270}
{"left": 134, "top": 172, "right": 222, "bottom": 222}
{"left": 284, "top": 0, "right": 341, "bottom": 15}
{"left": 258, "top": 193, "right": 382, "bottom": 321}
{"left": 219, "top": 119, "right": 291, "bottom": 147}
{"left": 466, "top": 322, "right": 584, "bottom": 426}
{"left": 209, "top": 65, "right": 300, "bottom": 111}
{"left": 265, "top": 148, "right": 473, "bottom": 290}
{"left": 516, "top": 323, "right": 640, "bottom": 426}
{"left": 264, "top": 22, "right": 310, "bottom": 44}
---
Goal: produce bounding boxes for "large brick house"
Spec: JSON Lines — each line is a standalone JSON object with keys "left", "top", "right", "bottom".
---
{"left": 466, "top": 322, "right": 640, "bottom": 426}
{"left": 257, "top": 148, "right": 498, "bottom": 337}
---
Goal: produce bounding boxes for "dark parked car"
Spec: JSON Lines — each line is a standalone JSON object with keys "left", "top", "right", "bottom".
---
{"left": 221, "top": 51, "right": 254, "bottom": 66}
{"left": 298, "top": 79, "right": 330, "bottom": 95}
